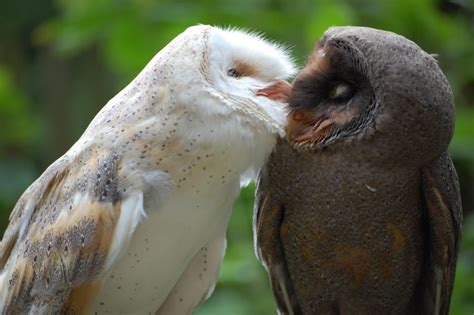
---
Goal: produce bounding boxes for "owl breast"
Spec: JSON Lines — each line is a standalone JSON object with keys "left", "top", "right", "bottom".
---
{"left": 92, "top": 174, "right": 239, "bottom": 313}
{"left": 90, "top": 113, "right": 276, "bottom": 313}
{"left": 270, "top": 142, "right": 427, "bottom": 314}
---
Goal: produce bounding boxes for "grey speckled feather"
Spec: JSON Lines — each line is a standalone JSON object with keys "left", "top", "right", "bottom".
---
{"left": 254, "top": 26, "right": 462, "bottom": 315}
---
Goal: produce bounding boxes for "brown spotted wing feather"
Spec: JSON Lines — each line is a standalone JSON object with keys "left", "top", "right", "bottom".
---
{"left": 420, "top": 153, "right": 462, "bottom": 315}
{"left": 0, "top": 148, "right": 122, "bottom": 314}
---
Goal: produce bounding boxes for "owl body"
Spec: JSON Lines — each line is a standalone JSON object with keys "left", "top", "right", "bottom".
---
{"left": 0, "top": 25, "right": 295, "bottom": 313}
{"left": 91, "top": 95, "right": 277, "bottom": 313}
{"left": 255, "top": 27, "right": 462, "bottom": 315}
{"left": 260, "top": 141, "right": 427, "bottom": 313}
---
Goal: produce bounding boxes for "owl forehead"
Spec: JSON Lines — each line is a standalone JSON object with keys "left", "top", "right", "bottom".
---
{"left": 319, "top": 27, "right": 437, "bottom": 77}
{"left": 207, "top": 27, "right": 295, "bottom": 80}
{"left": 294, "top": 39, "right": 361, "bottom": 87}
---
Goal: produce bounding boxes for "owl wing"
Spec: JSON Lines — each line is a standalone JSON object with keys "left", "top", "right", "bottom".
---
{"left": 0, "top": 150, "right": 145, "bottom": 314}
{"left": 253, "top": 161, "right": 302, "bottom": 315}
{"left": 421, "top": 152, "right": 463, "bottom": 315}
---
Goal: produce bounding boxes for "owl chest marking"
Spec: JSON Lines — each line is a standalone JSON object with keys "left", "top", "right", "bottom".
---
{"left": 93, "top": 144, "right": 244, "bottom": 313}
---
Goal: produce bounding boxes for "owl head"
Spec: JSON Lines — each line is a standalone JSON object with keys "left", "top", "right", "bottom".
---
{"left": 286, "top": 26, "right": 454, "bottom": 164}
{"left": 108, "top": 25, "right": 296, "bottom": 138}
{"left": 78, "top": 25, "right": 296, "bottom": 185}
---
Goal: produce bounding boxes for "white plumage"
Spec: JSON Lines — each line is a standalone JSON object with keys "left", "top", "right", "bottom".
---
{"left": 0, "top": 24, "right": 295, "bottom": 314}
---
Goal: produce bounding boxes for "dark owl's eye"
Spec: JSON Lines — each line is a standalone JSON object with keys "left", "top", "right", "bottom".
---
{"left": 329, "top": 82, "right": 354, "bottom": 101}
{"left": 227, "top": 68, "right": 241, "bottom": 78}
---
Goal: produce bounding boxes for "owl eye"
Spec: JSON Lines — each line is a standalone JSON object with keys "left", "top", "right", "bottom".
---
{"left": 227, "top": 68, "right": 242, "bottom": 78}
{"left": 329, "top": 82, "right": 353, "bottom": 101}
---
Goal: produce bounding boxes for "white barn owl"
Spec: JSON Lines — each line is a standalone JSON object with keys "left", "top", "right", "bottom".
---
{"left": 0, "top": 25, "right": 295, "bottom": 314}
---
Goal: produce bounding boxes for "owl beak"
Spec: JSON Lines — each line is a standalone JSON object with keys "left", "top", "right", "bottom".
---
{"left": 256, "top": 80, "right": 292, "bottom": 102}
{"left": 285, "top": 111, "right": 334, "bottom": 149}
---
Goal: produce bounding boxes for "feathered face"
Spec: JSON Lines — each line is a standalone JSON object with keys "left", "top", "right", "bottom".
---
{"left": 285, "top": 26, "right": 454, "bottom": 157}
{"left": 204, "top": 27, "right": 296, "bottom": 136}
{"left": 145, "top": 25, "right": 295, "bottom": 137}
{"left": 286, "top": 33, "right": 376, "bottom": 151}
{"left": 206, "top": 27, "right": 295, "bottom": 100}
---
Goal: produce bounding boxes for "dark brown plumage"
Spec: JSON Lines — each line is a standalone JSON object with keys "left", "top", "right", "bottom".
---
{"left": 254, "top": 26, "right": 462, "bottom": 315}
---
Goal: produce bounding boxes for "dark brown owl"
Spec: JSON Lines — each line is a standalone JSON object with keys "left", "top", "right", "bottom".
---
{"left": 254, "top": 26, "right": 462, "bottom": 315}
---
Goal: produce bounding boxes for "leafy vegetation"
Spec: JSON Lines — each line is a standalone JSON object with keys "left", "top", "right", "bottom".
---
{"left": 0, "top": 0, "right": 472, "bottom": 313}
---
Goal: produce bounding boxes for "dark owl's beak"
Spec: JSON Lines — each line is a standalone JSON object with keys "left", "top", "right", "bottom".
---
{"left": 285, "top": 110, "right": 336, "bottom": 150}
{"left": 256, "top": 80, "right": 292, "bottom": 102}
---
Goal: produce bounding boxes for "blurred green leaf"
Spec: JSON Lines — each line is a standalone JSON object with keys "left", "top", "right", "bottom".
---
{"left": 0, "top": 66, "right": 40, "bottom": 150}
{"left": 451, "top": 108, "right": 474, "bottom": 159}
{"left": 451, "top": 215, "right": 474, "bottom": 315}
{"left": 1, "top": 1, "right": 473, "bottom": 313}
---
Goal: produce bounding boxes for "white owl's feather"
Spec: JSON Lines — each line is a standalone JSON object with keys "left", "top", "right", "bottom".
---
{"left": 214, "top": 26, "right": 296, "bottom": 80}
{"left": 0, "top": 24, "right": 295, "bottom": 313}
{"left": 103, "top": 192, "right": 146, "bottom": 271}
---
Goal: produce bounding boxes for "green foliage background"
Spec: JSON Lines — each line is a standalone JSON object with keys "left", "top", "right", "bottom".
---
{"left": 0, "top": 0, "right": 473, "bottom": 313}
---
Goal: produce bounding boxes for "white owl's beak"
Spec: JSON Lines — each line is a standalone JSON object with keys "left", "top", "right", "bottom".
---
{"left": 256, "top": 80, "right": 292, "bottom": 102}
